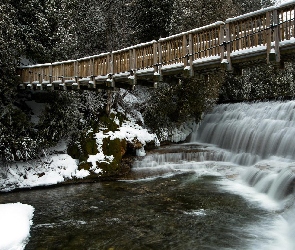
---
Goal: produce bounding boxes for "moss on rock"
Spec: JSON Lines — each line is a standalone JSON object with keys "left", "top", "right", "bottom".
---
{"left": 98, "top": 137, "right": 127, "bottom": 176}
{"left": 67, "top": 111, "right": 143, "bottom": 178}
{"left": 67, "top": 131, "right": 98, "bottom": 163}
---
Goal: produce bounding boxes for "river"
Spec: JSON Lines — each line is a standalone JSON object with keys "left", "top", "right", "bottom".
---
{"left": 1, "top": 100, "right": 295, "bottom": 249}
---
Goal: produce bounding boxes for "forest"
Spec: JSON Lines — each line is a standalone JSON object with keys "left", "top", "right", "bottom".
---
{"left": 1, "top": 0, "right": 293, "bottom": 170}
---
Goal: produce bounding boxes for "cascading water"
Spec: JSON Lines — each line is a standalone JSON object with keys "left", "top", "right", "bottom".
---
{"left": 132, "top": 100, "right": 295, "bottom": 249}
{"left": 190, "top": 101, "right": 295, "bottom": 202}
{"left": 192, "top": 100, "right": 295, "bottom": 166}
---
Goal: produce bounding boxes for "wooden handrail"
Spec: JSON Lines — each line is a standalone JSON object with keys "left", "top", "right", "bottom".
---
{"left": 18, "top": 2, "right": 295, "bottom": 86}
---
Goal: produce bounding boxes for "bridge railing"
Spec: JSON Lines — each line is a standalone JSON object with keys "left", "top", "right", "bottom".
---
{"left": 277, "top": 2, "right": 295, "bottom": 42}
{"left": 77, "top": 57, "right": 92, "bottom": 79}
{"left": 51, "top": 62, "right": 63, "bottom": 83}
{"left": 190, "top": 21, "right": 224, "bottom": 61}
{"left": 20, "top": 67, "right": 31, "bottom": 84}
{"left": 93, "top": 53, "right": 110, "bottom": 77}
{"left": 31, "top": 65, "right": 41, "bottom": 83}
{"left": 159, "top": 34, "right": 186, "bottom": 67}
{"left": 18, "top": 1, "right": 295, "bottom": 89}
{"left": 41, "top": 64, "right": 51, "bottom": 83}
{"left": 112, "top": 48, "right": 131, "bottom": 74}
{"left": 225, "top": 6, "right": 274, "bottom": 63}
{"left": 134, "top": 41, "right": 156, "bottom": 72}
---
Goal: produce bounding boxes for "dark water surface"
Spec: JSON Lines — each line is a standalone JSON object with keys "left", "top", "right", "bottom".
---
{"left": 0, "top": 172, "right": 268, "bottom": 250}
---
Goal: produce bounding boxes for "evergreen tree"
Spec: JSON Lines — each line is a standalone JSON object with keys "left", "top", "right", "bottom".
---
{"left": 100, "top": 0, "right": 134, "bottom": 51}
{"left": 70, "top": 0, "right": 106, "bottom": 57}
{"left": 130, "top": 0, "right": 174, "bottom": 43}
{"left": 170, "top": 0, "right": 237, "bottom": 34}
{"left": 233, "top": 0, "right": 273, "bottom": 15}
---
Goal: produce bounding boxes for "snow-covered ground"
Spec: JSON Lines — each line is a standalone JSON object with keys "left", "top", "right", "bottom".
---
{"left": 0, "top": 119, "right": 194, "bottom": 192}
{"left": 0, "top": 203, "right": 34, "bottom": 250}
{"left": 0, "top": 120, "right": 157, "bottom": 192}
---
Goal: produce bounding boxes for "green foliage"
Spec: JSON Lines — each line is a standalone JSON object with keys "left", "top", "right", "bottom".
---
{"left": 100, "top": 137, "right": 127, "bottom": 175}
{"left": 37, "top": 92, "right": 82, "bottom": 145}
{"left": 0, "top": 1, "right": 21, "bottom": 105}
{"left": 219, "top": 63, "right": 295, "bottom": 102}
{"left": 68, "top": 131, "right": 98, "bottom": 163}
{"left": 170, "top": 0, "right": 237, "bottom": 34}
{"left": 10, "top": 0, "right": 78, "bottom": 63}
{"left": 130, "top": 0, "right": 174, "bottom": 43}
{"left": 233, "top": 0, "right": 273, "bottom": 15}
{"left": 99, "top": 114, "right": 120, "bottom": 132}
{"left": 0, "top": 105, "right": 39, "bottom": 161}
{"left": 143, "top": 74, "right": 222, "bottom": 139}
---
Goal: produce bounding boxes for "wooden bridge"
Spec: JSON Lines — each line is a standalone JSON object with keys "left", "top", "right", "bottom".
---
{"left": 18, "top": 1, "right": 295, "bottom": 90}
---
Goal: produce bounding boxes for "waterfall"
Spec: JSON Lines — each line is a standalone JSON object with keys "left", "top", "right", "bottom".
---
{"left": 189, "top": 100, "right": 295, "bottom": 201}
{"left": 191, "top": 101, "right": 295, "bottom": 166}
{"left": 134, "top": 100, "right": 295, "bottom": 200}
{"left": 131, "top": 100, "right": 295, "bottom": 249}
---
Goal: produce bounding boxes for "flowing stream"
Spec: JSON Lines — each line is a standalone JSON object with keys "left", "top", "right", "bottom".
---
{"left": 1, "top": 100, "right": 295, "bottom": 249}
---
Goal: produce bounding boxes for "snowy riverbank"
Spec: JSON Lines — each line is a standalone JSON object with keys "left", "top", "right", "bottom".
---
{"left": 0, "top": 203, "right": 34, "bottom": 250}
{"left": 0, "top": 118, "right": 195, "bottom": 192}
{"left": 0, "top": 121, "right": 155, "bottom": 192}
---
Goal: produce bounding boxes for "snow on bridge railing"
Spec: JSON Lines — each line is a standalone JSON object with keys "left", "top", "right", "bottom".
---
{"left": 18, "top": 1, "right": 295, "bottom": 90}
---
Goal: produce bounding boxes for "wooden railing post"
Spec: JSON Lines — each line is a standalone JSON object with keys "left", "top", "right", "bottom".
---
{"left": 73, "top": 60, "right": 79, "bottom": 90}
{"left": 133, "top": 48, "right": 137, "bottom": 71}
{"left": 38, "top": 71, "right": 42, "bottom": 90}
{"left": 107, "top": 52, "right": 115, "bottom": 87}
{"left": 158, "top": 41, "right": 162, "bottom": 79}
{"left": 30, "top": 67, "right": 34, "bottom": 85}
{"left": 188, "top": 33, "right": 194, "bottom": 76}
{"left": 182, "top": 34, "right": 187, "bottom": 67}
{"left": 219, "top": 23, "right": 225, "bottom": 62}
{"left": 90, "top": 57, "right": 96, "bottom": 89}
{"left": 225, "top": 22, "right": 233, "bottom": 71}
{"left": 110, "top": 53, "right": 114, "bottom": 75}
{"left": 266, "top": 11, "right": 272, "bottom": 63}
{"left": 49, "top": 64, "right": 52, "bottom": 87}
{"left": 153, "top": 41, "right": 160, "bottom": 84}
{"left": 273, "top": 9, "right": 281, "bottom": 62}
{"left": 153, "top": 41, "right": 158, "bottom": 73}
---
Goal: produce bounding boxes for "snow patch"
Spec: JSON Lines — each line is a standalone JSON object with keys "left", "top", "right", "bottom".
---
{"left": 0, "top": 154, "right": 80, "bottom": 192}
{"left": 0, "top": 203, "right": 34, "bottom": 250}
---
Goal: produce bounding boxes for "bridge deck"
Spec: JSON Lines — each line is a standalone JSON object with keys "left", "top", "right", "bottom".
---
{"left": 18, "top": 1, "right": 295, "bottom": 90}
